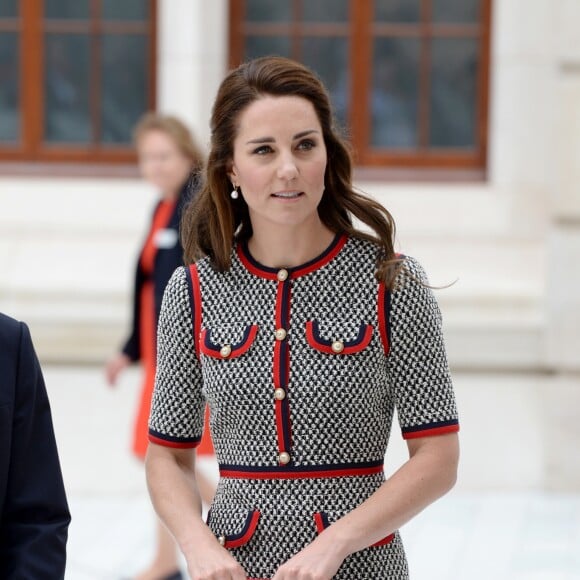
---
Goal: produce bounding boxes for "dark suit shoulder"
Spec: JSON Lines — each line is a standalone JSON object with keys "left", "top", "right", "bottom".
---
{"left": 0, "top": 313, "right": 25, "bottom": 405}
{"left": 0, "top": 312, "right": 23, "bottom": 348}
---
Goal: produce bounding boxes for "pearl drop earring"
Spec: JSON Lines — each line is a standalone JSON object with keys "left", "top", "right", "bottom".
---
{"left": 231, "top": 186, "right": 239, "bottom": 200}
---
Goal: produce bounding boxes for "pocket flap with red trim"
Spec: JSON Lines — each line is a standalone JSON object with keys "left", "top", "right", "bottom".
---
{"left": 305, "top": 320, "right": 373, "bottom": 355}
{"left": 200, "top": 324, "right": 259, "bottom": 359}
{"left": 207, "top": 508, "right": 261, "bottom": 549}
{"left": 313, "top": 511, "right": 394, "bottom": 547}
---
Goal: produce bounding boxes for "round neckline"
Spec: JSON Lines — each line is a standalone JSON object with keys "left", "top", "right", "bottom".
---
{"left": 237, "top": 233, "right": 348, "bottom": 281}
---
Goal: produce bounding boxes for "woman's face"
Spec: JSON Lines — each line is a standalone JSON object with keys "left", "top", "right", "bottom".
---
{"left": 137, "top": 129, "right": 191, "bottom": 196}
{"left": 228, "top": 95, "right": 327, "bottom": 232}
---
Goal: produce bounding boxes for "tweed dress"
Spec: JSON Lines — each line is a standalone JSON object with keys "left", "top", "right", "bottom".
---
{"left": 148, "top": 234, "right": 459, "bottom": 579}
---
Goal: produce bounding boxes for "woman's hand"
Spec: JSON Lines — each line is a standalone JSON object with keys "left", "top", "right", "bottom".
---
{"left": 104, "top": 352, "right": 131, "bottom": 387}
{"left": 185, "top": 539, "right": 247, "bottom": 580}
{"left": 272, "top": 533, "right": 347, "bottom": 580}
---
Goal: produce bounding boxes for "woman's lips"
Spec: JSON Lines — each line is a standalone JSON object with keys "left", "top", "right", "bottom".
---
{"left": 271, "top": 191, "right": 304, "bottom": 199}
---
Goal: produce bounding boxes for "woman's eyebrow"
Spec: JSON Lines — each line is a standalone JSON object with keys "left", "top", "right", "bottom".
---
{"left": 245, "top": 129, "right": 319, "bottom": 145}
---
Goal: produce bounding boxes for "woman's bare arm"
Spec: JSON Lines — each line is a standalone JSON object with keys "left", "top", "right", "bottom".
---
{"left": 273, "top": 433, "right": 459, "bottom": 579}
{"left": 146, "top": 443, "right": 246, "bottom": 580}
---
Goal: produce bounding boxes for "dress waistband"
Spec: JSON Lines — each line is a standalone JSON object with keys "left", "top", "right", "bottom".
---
{"left": 218, "top": 459, "right": 384, "bottom": 480}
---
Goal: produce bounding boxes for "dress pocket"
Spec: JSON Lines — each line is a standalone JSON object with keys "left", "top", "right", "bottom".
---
{"left": 200, "top": 324, "right": 259, "bottom": 360}
{"left": 313, "top": 511, "right": 394, "bottom": 547}
{"left": 305, "top": 320, "right": 373, "bottom": 355}
{"left": 207, "top": 508, "right": 261, "bottom": 549}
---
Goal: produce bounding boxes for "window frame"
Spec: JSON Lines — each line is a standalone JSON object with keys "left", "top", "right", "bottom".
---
{"left": 229, "top": 0, "right": 492, "bottom": 175}
{"left": 0, "top": 0, "right": 157, "bottom": 164}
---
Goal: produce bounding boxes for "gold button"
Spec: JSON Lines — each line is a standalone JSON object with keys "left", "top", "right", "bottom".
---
{"left": 218, "top": 534, "right": 226, "bottom": 546}
{"left": 278, "top": 451, "right": 291, "bottom": 465}
{"left": 275, "top": 328, "right": 287, "bottom": 341}
{"left": 220, "top": 344, "right": 232, "bottom": 358}
{"left": 274, "top": 387, "right": 286, "bottom": 400}
{"left": 277, "top": 269, "right": 289, "bottom": 282}
{"left": 331, "top": 340, "right": 345, "bottom": 353}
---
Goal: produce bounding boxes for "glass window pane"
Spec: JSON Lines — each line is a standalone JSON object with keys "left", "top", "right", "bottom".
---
{"left": 303, "top": 0, "right": 348, "bottom": 22}
{"left": 101, "top": 34, "right": 148, "bottom": 144}
{"left": 433, "top": 0, "right": 481, "bottom": 23}
{"left": 0, "top": 32, "right": 20, "bottom": 142}
{"left": 301, "top": 37, "right": 349, "bottom": 129}
{"left": 375, "top": 0, "right": 421, "bottom": 23}
{"left": 245, "top": 35, "right": 291, "bottom": 60}
{"left": 44, "top": 33, "right": 91, "bottom": 143}
{"left": 0, "top": 0, "right": 18, "bottom": 18}
{"left": 371, "top": 38, "right": 419, "bottom": 149}
{"left": 246, "top": 0, "right": 291, "bottom": 22}
{"left": 429, "top": 38, "right": 478, "bottom": 148}
{"left": 45, "top": 0, "right": 90, "bottom": 19}
{"left": 102, "top": 0, "right": 148, "bottom": 21}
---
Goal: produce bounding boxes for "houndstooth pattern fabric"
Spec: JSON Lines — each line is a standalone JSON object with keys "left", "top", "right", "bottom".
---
{"left": 149, "top": 235, "right": 458, "bottom": 579}
{"left": 207, "top": 474, "right": 408, "bottom": 579}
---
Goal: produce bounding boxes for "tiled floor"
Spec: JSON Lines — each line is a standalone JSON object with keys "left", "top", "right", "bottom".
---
{"left": 42, "top": 366, "right": 580, "bottom": 579}
{"left": 64, "top": 492, "right": 580, "bottom": 580}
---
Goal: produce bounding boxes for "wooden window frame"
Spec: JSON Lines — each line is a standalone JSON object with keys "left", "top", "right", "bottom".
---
{"left": 229, "top": 0, "right": 491, "bottom": 177}
{"left": 0, "top": 0, "right": 156, "bottom": 165}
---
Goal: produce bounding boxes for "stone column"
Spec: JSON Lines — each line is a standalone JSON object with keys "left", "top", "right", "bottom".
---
{"left": 543, "top": 0, "right": 580, "bottom": 491}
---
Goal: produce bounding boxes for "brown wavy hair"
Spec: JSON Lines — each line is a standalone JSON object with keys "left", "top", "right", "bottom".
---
{"left": 181, "top": 56, "right": 404, "bottom": 288}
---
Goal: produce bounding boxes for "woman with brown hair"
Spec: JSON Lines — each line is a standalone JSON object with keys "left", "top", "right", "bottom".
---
{"left": 105, "top": 113, "right": 215, "bottom": 580}
{"left": 146, "top": 57, "right": 460, "bottom": 579}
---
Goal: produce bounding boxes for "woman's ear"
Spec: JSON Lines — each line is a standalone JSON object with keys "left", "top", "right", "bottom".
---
{"left": 227, "top": 163, "right": 239, "bottom": 186}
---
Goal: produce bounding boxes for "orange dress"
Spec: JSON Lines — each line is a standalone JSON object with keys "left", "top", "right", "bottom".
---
{"left": 132, "top": 199, "right": 214, "bottom": 459}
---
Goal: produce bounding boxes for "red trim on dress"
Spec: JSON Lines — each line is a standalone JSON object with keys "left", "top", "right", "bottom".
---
{"left": 219, "top": 463, "right": 384, "bottom": 480}
{"left": 313, "top": 511, "right": 395, "bottom": 547}
{"left": 236, "top": 234, "right": 348, "bottom": 280}
{"left": 273, "top": 280, "right": 292, "bottom": 459}
{"left": 305, "top": 321, "right": 374, "bottom": 355}
{"left": 224, "top": 511, "right": 261, "bottom": 549}
{"left": 403, "top": 424, "right": 460, "bottom": 440}
{"left": 313, "top": 512, "right": 325, "bottom": 534}
{"left": 148, "top": 434, "right": 200, "bottom": 449}
{"left": 377, "top": 282, "right": 390, "bottom": 355}
{"left": 188, "top": 264, "right": 202, "bottom": 360}
{"left": 291, "top": 235, "right": 347, "bottom": 278}
{"left": 199, "top": 325, "right": 258, "bottom": 359}
{"left": 371, "top": 533, "right": 396, "bottom": 547}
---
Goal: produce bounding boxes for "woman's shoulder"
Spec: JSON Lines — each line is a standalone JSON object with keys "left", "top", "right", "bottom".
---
{"left": 345, "top": 236, "right": 427, "bottom": 285}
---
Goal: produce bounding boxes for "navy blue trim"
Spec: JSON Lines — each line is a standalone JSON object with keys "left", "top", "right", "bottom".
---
{"left": 402, "top": 419, "right": 459, "bottom": 434}
{"left": 320, "top": 512, "right": 331, "bottom": 529}
{"left": 204, "top": 324, "right": 254, "bottom": 352}
{"left": 311, "top": 320, "right": 371, "bottom": 347}
{"left": 241, "top": 233, "right": 342, "bottom": 275}
{"left": 219, "top": 459, "right": 384, "bottom": 473}
{"left": 184, "top": 266, "right": 197, "bottom": 346}
{"left": 228, "top": 510, "right": 259, "bottom": 542}
{"left": 383, "top": 287, "right": 392, "bottom": 347}
{"left": 148, "top": 429, "right": 201, "bottom": 444}
{"left": 280, "top": 396, "right": 292, "bottom": 455}
{"left": 281, "top": 280, "right": 290, "bottom": 328}
{"left": 205, "top": 509, "right": 258, "bottom": 541}
{"left": 277, "top": 278, "right": 292, "bottom": 456}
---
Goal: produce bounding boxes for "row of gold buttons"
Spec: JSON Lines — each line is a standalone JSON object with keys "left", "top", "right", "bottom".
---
{"left": 218, "top": 327, "right": 287, "bottom": 360}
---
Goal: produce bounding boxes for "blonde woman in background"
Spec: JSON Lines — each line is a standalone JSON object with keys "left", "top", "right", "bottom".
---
{"left": 105, "top": 114, "right": 215, "bottom": 580}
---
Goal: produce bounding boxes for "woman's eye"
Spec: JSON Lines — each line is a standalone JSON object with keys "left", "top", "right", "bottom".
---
{"left": 253, "top": 145, "right": 273, "bottom": 155}
{"left": 297, "top": 139, "right": 315, "bottom": 151}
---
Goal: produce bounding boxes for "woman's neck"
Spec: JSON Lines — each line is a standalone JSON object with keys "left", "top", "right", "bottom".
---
{"left": 247, "top": 219, "right": 336, "bottom": 269}
{"left": 160, "top": 188, "right": 179, "bottom": 202}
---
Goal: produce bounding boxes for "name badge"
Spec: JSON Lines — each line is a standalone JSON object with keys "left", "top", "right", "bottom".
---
{"left": 154, "top": 228, "right": 179, "bottom": 249}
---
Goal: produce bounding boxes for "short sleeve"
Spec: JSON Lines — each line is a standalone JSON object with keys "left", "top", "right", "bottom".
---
{"left": 148, "top": 267, "right": 205, "bottom": 448}
{"left": 386, "top": 256, "right": 459, "bottom": 439}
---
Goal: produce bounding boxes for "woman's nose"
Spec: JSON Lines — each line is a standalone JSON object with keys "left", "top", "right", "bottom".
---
{"left": 276, "top": 153, "right": 299, "bottom": 181}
